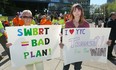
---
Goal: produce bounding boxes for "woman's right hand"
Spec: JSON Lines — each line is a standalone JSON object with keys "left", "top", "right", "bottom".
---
{"left": 59, "top": 43, "right": 64, "bottom": 49}
{"left": 6, "top": 43, "right": 12, "bottom": 48}
{"left": 107, "top": 40, "right": 112, "bottom": 46}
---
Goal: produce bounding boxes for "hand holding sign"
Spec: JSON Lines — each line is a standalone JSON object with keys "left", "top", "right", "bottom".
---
{"left": 6, "top": 25, "right": 61, "bottom": 67}
{"left": 63, "top": 28, "right": 111, "bottom": 65}
{"left": 107, "top": 40, "right": 112, "bottom": 46}
{"left": 6, "top": 43, "right": 12, "bottom": 48}
{"left": 59, "top": 43, "right": 64, "bottom": 49}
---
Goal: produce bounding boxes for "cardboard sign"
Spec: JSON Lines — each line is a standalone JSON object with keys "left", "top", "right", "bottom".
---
{"left": 63, "top": 28, "right": 111, "bottom": 65}
{"left": 6, "top": 25, "right": 61, "bottom": 67}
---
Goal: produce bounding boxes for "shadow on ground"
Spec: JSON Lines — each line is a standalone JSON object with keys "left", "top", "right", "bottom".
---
{"left": 109, "top": 60, "right": 116, "bottom": 65}
{"left": 0, "top": 58, "right": 10, "bottom": 67}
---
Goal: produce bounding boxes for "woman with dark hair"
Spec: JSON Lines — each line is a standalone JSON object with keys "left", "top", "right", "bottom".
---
{"left": 60, "top": 3, "right": 89, "bottom": 70}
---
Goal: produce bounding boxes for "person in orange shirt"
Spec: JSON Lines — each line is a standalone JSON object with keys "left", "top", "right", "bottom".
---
{"left": 3, "top": 21, "right": 10, "bottom": 26}
{"left": 40, "top": 15, "right": 47, "bottom": 25}
{"left": 64, "top": 14, "right": 71, "bottom": 23}
{"left": 12, "top": 12, "right": 24, "bottom": 26}
{"left": 40, "top": 15, "right": 52, "bottom": 25}
{"left": 44, "top": 16, "right": 52, "bottom": 25}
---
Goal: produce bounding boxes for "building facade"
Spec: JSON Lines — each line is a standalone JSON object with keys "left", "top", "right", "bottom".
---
{"left": 107, "top": 0, "right": 115, "bottom": 3}
{"left": 13, "top": 0, "right": 90, "bottom": 18}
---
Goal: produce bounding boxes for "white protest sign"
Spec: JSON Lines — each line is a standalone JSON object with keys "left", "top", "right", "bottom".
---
{"left": 63, "top": 28, "right": 111, "bottom": 65}
{"left": 6, "top": 25, "right": 61, "bottom": 67}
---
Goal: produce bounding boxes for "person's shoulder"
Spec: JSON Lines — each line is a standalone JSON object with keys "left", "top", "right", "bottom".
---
{"left": 0, "top": 21, "right": 4, "bottom": 28}
{"left": 83, "top": 20, "right": 89, "bottom": 24}
{"left": 12, "top": 17, "right": 17, "bottom": 20}
{"left": 18, "top": 17, "right": 22, "bottom": 20}
{"left": 107, "top": 19, "right": 113, "bottom": 23}
{"left": 83, "top": 20, "right": 90, "bottom": 27}
{"left": 66, "top": 20, "right": 72, "bottom": 24}
{"left": 0, "top": 21, "right": 2, "bottom": 26}
{"left": 65, "top": 20, "right": 73, "bottom": 28}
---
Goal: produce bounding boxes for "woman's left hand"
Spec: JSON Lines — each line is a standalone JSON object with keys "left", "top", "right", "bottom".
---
{"left": 6, "top": 43, "right": 12, "bottom": 48}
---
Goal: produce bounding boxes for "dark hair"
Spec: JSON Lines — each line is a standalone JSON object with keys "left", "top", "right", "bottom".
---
{"left": 16, "top": 12, "right": 19, "bottom": 16}
{"left": 70, "top": 3, "right": 85, "bottom": 24}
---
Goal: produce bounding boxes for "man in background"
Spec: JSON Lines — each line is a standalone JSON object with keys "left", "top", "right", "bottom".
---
{"left": 12, "top": 12, "right": 24, "bottom": 26}
{"left": 107, "top": 12, "right": 116, "bottom": 61}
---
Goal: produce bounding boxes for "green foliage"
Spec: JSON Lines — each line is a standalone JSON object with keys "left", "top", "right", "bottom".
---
{"left": 0, "top": 0, "right": 9, "bottom": 4}
{"left": 90, "top": 0, "right": 116, "bottom": 19}
{"left": 0, "top": 0, "right": 9, "bottom": 15}
{"left": 101, "top": 0, "right": 116, "bottom": 17}
{"left": 0, "top": 0, "right": 16, "bottom": 16}
{"left": 107, "top": 1, "right": 116, "bottom": 13}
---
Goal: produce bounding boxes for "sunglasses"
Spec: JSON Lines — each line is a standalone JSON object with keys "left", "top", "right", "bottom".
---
{"left": 22, "top": 16, "right": 33, "bottom": 19}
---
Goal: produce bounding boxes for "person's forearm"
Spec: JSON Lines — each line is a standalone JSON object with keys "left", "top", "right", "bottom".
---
{"left": 3, "top": 32, "right": 8, "bottom": 39}
{"left": 0, "top": 28, "right": 5, "bottom": 34}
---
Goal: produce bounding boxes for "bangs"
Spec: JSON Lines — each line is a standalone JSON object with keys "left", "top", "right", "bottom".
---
{"left": 75, "top": 5, "right": 82, "bottom": 10}
{"left": 70, "top": 3, "right": 85, "bottom": 23}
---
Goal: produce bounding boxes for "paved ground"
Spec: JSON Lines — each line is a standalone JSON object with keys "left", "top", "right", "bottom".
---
{"left": 0, "top": 23, "right": 116, "bottom": 70}
{"left": 0, "top": 45, "right": 116, "bottom": 70}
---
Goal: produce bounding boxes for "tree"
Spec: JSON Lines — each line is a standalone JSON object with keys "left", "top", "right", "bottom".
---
{"left": 89, "top": 4, "right": 100, "bottom": 20}
{"left": 0, "top": 0, "right": 17, "bottom": 16}
{"left": 101, "top": 0, "right": 116, "bottom": 17}
{"left": 0, "top": 0, "right": 9, "bottom": 15}
{"left": 107, "top": 1, "right": 116, "bottom": 14}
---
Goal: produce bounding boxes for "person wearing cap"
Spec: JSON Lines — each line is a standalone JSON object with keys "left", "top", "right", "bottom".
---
{"left": 107, "top": 12, "right": 116, "bottom": 61}
{"left": 6, "top": 10, "right": 44, "bottom": 70}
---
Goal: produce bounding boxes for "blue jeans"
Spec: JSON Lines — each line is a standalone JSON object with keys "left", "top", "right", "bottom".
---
{"left": 63, "top": 61, "right": 82, "bottom": 70}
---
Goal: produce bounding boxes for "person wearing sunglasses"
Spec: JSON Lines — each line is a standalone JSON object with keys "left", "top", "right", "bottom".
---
{"left": 6, "top": 10, "right": 44, "bottom": 70}
{"left": 22, "top": 10, "right": 44, "bottom": 70}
